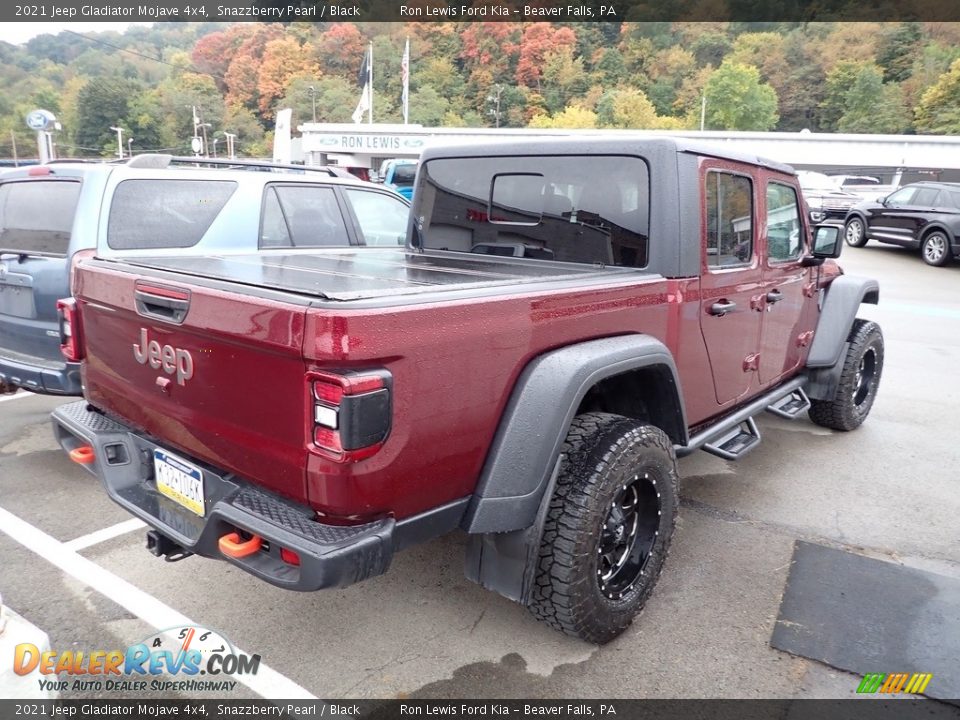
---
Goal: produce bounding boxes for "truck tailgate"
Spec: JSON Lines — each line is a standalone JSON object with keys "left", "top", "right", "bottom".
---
{"left": 76, "top": 262, "right": 309, "bottom": 503}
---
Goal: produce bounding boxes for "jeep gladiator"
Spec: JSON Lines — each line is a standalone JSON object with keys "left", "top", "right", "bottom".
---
{"left": 53, "top": 138, "right": 883, "bottom": 643}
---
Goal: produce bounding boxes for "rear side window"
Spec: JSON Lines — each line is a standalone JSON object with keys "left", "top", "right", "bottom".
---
{"left": 706, "top": 172, "right": 753, "bottom": 268}
{"left": 416, "top": 156, "right": 649, "bottom": 267}
{"left": 0, "top": 180, "right": 80, "bottom": 256}
{"left": 391, "top": 164, "right": 417, "bottom": 185}
{"left": 343, "top": 190, "right": 408, "bottom": 246}
{"left": 912, "top": 187, "right": 940, "bottom": 206}
{"left": 259, "top": 185, "right": 350, "bottom": 248}
{"left": 108, "top": 180, "right": 236, "bottom": 250}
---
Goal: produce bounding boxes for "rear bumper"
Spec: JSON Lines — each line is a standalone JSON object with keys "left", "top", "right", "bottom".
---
{"left": 51, "top": 401, "right": 395, "bottom": 591}
{"left": 0, "top": 351, "right": 81, "bottom": 395}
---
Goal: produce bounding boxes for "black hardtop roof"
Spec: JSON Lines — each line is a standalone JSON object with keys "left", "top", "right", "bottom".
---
{"left": 419, "top": 135, "right": 796, "bottom": 176}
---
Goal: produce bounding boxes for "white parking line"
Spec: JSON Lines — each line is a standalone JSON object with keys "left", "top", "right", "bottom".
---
{"left": 64, "top": 518, "right": 147, "bottom": 551}
{"left": 0, "top": 506, "right": 317, "bottom": 700}
{"left": 0, "top": 392, "right": 34, "bottom": 404}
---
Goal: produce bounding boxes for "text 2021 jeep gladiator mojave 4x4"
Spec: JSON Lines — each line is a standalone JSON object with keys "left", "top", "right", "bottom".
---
{"left": 53, "top": 137, "right": 883, "bottom": 644}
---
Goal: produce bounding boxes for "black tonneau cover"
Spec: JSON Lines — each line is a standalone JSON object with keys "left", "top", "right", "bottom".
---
{"left": 117, "top": 248, "right": 643, "bottom": 302}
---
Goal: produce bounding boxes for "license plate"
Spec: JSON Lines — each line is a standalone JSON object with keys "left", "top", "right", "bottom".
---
{"left": 153, "top": 449, "right": 205, "bottom": 517}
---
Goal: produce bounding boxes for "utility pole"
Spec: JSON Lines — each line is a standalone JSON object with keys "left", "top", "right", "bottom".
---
{"left": 487, "top": 85, "right": 504, "bottom": 128}
{"left": 308, "top": 85, "right": 317, "bottom": 123}
{"left": 199, "top": 123, "right": 210, "bottom": 157}
{"left": 127, "top": 137, "right": 133, "bottom": 157}
{"left": 109, "top": 125, "right": 125, "bottom": 159}
{"left": 10, "top": 131, "right": 17, "bottom": 167}
{"left": 700, "top": 94, "right": 707, "bottom": 132}
{"left": 224, "top": 132, "right": 237, "bottom": 159}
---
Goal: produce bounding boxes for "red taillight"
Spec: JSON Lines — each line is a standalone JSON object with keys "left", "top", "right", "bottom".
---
{"left": 280, "top": 548, "right": 301, "bottom": 566}
{"left": 307, "top": 370, "right": 391, "bottom": 463}
{"left": 314, "top": 381, "right": 344, "bottom": 405}
{"left": 27, "top": 166, "right": 52, "bottom": 176}
{"left": 57, "top": 298, "right": 83, "bottom": 362}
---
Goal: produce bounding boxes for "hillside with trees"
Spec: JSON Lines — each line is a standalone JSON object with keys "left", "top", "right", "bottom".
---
{"left": 2, "top": 21, "right": 960, "bottom": 158}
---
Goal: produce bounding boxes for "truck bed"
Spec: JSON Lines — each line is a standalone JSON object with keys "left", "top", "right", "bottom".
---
{"left": 117, "top": 248, "right": 643, "bottom": 302}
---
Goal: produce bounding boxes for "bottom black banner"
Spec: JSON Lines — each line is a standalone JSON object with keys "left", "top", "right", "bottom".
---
{"left": 2, "top": 699, "right": 959, "bottom": 720}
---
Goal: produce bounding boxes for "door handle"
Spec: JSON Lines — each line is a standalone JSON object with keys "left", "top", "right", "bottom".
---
{"left": 766, "top": 290, "right": 784, "bottom": 304}
{"left": 709, "top": 300, "right": 737, "bottom": 316}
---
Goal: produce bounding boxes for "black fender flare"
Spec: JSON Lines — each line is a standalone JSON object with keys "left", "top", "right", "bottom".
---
{"left": 805, "top": 275, "right": 879, "bottom": 401}
{"left": 463, "top": 334, "right": 686, "bottom": 535}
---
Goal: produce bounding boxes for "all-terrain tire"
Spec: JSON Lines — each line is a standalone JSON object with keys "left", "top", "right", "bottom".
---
{"left": 527, "top": 412, "right": 679, "bottom": 644}
{"left": 808, "top": 319, "right": 884, "bottom": 431}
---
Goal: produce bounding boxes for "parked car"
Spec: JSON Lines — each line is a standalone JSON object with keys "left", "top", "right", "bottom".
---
{"left": 0, "top": 156, "right": 410, "bottom": 395}
{"left": 830, "top": 170, "right": 903, "bottom": 203}
{"left": 53, "top": 137, "right": 882, "bottom": 644}
{"left": 378, "top": 158, "right": 418, "bottom": 200}
{"left": 843, "top": 181, "right": 960, "bottom": 266}
{"left": 796, "top": 171, "right": 860, "bottom": 224}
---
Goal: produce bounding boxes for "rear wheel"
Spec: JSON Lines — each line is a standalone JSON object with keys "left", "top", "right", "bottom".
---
{"left": 809, "top": 319, "right": 884, "bottom": 431}
{"left": 527, "top": 413, "right": 678, "bottom": 644}
{"left": 921, "top": 230, "right": 951, "bottom": 267}
{"left": 844, "top": 217, "right": 867, "bottom": 247}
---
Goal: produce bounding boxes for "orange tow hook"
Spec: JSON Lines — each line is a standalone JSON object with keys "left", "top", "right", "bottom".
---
{"left": 69, "top": 446, "right": 95, "bottom": 465}
{"left": 218, "top": 532, "right": 262, "bottom": 559}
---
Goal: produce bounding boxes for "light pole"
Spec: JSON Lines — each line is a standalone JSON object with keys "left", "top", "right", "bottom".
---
{"left": 109, "top": 125, "right": 125, "bottom": 159}
{"left": 700, "top": 93, "right": 707, "bottom": 132}
{"left": 308, "top": 85, "right": 317, "bottom": 124}
{"left": 127, "top": 137, "right": 133, "bottom": 157}
{"left": 212, "top": 137, "right": 219, "bottom": 158}
{"left": 224, "top": 132, "right": 237, "bottom": 160}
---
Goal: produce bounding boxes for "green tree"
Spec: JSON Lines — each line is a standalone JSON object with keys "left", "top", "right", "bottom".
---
{"left": 876, "top": 22, "right": 922, "bottom": 83}
{"left": 914, "top": 58, "right": 960, "bottom": 134}
{"left": 409, "top": 87, "right": 449, "bottom": 126}
{"left": 819, "top": 61, "right": 865, "bottom": 131}
{"left": 703, "top": 61, "right": 779, "bottom": 130}
{"left": 74, "top": 77, "right": 135, "bottom": 155}
{"left": 837, "top": 65, "right": 910, "bottom": 133}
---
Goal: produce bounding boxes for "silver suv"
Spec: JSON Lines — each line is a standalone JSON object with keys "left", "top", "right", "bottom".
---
{"left": 0, "top": 156, "right": 411, "bottom": 395}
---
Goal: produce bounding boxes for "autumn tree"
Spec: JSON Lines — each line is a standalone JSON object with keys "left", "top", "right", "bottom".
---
{"left": 540, "top": 46, "right": 589, "bottom": 114}
{"left": 314, "top": 23, "right": 366, "bottom": 78}
{"left": 703, "top": 60, "right": 779, "bottom": 131}
{"left": 74, "top": 77, "right": 134, "bottom": 155}
{"left": 258, "top": 37, "right": 317, "bottom": 118}
{"left": 516, "top": 24, "right": 577, "bottom": 89}
{"left": 529, "top": 105, "right": 598, "bottom": 129}
{"left": 914, "top": 58, "right": 960, "bottom": 133}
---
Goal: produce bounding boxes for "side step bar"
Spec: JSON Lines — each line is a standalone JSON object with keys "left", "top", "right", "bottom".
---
{"left": 702, "top": 417, "right": 761, "bottom": 460}
{"left": 676, "top": 377, "right": 807, "bottom": 459}
{"left": 766, "top": 388, "right": 811, "bottom": 419}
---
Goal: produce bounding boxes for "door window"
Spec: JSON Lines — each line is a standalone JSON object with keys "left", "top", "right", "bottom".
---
{"left": 706, "top": 172, "right": 753, "bottom": 268}
{"left": 259, "top": 185, "right": 349, "bottom": 248}
{"left": 884, "top": 187, "right": 916, "bottom": 206}
{"left": 343, "top": 190, "right": 410, "bottom": 246}
{"left": 766, "top": 182, "right": 803, "bottom": 262}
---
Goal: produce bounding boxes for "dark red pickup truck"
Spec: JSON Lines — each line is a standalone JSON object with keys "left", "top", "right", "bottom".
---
{"left": 53, "top": 138, "right": 883, "bottom": 643}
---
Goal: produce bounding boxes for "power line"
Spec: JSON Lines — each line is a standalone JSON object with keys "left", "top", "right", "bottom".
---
{"left": 62, "top": 29, "right": 226, "bottom": 84}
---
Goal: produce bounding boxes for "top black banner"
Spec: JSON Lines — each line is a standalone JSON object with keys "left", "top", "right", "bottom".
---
{"left": 6, "top": 0, "right": 960, "bottom": 23}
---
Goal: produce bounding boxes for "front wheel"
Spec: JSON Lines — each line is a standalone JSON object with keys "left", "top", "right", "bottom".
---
{"left": 527, "top": 413, "right": 678, "bottom": 644}
{"left": 809, "top": 319, "right": 884, "bottom": 431}
{"left": 921, "top": 231, "right": 951, "bottom": 267}
{"left": 845, "top": 217, "right": 868, "bottom": 247}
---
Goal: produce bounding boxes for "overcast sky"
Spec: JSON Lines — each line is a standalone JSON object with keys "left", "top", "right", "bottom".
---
{"left": 0, "top": 23, "right": 151, "bottom": 45}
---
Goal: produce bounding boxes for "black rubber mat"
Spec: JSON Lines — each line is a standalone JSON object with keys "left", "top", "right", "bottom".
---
{"left": 771, "top": 541, "right": 960, "bottom": 703}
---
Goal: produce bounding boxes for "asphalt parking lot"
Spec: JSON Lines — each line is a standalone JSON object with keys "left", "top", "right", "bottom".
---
{"left": 1, "top": 243, "right": 959, "bottom": 703}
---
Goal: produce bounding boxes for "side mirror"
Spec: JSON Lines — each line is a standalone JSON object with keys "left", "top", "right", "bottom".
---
{"left": 810, "top": 224, "right": 842, "bottom": 260}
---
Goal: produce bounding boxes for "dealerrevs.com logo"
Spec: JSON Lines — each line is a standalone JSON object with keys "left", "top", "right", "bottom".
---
{"left": 14, "top": 626, "right": 259, "bottom": 694}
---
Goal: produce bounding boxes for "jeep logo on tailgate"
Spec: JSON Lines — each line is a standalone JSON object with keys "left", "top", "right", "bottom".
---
{"left": 133, "top": 328, "right": 194, "bottom": 386}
